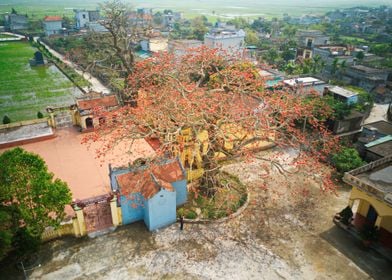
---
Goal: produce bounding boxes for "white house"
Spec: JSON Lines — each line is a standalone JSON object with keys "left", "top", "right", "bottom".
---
{"left": 74, "top": 9, "right": 100, "bottom": 29}
{"left": 43, "top": 16, "right": 63, "bottom": 36}
{"left": 204, "top": 28, "right": 245, "bottom": 56}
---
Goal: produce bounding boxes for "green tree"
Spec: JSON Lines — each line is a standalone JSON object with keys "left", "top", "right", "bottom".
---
{"left": 2, "top": 115, "right": 10, "bottom": 124}
{"left": 264, "top": 48, "right": 279, "bottom": 65}
{"left": 37, "top": 111, "right": 44, "bottom": 119}
{"left": 244, "top": 28, "right": 259, "bottom": 46}
{"left": 191, "top": 16, "right": 209, "bottom": 41}
{"left": 0, "top": 148, "right": 72, "bottom": 259}
{"left": 356, "top": 51, "right": 365, "bottom": 61}
{"left": 332, "top": 147, "right": 365, "bottom": 173}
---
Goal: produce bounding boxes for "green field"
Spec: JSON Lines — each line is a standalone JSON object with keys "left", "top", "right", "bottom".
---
{"left": 0, "top": 0, "right": 388, "bottom": 21}
{"left": 0, "top": 41, "right": 80, "bottom": 122}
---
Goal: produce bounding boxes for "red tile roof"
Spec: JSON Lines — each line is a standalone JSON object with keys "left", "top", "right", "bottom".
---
{"left": 77, "top": 95, "right": 118, "bottom": 110}
{"left": 116, "top": 160, "right": 185, "bottom": 199}
{"left": 44, "top": 16, "right": 63, "bottom": 22}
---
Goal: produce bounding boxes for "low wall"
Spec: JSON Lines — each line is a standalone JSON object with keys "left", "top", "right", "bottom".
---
{"left": 42, "top": 221, "right": 75, "bottom": 242}
{"left": 0, "top": 118, "right": 48, "bottom": 130}
{"left": 0, "top": 134, "right": 56, "bottom": 149}
{"left": 0, "top": 118, "right": 56, "bottom": 149}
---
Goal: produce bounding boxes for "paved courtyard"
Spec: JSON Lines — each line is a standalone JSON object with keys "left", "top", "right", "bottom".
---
{"left": 1, "top": 149, "right": 388, "bottom": 280}
{"left": 1, "top": 127, "right": 154, "bottom": 203}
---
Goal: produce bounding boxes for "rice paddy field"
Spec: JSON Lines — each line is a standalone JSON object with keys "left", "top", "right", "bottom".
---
{"left": 0, "top": 41, "right": 81, "bottom": 122}
{"left": 0, "top": 0, "right": 388, "bottom": 21}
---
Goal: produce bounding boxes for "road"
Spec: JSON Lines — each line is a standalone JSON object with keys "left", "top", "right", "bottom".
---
{"left": 33, "top": 37, "right": 111, "bottom": 95}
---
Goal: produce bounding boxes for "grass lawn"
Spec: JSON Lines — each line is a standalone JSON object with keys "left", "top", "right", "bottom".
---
{"left": 0, "top": 41, "right": 81, "bottom": 122}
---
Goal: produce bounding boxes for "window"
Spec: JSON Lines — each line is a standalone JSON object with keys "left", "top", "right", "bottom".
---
{"left": 83, "top": 14, "right": 86, "bottom": 19}
{"left": 307, "top": 39, "right": 313, "bottom": 48}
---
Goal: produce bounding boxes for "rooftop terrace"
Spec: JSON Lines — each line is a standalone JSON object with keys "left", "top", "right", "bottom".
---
{"left": 344, "top": 155, "right": 392, "bottom": 206}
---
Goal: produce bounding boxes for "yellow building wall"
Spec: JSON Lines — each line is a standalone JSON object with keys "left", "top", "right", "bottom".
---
{"left": 349, "top": 186, "right": 392, "bottom": 233}
{"left": 380, "top": 216, "right": 392, "bottom": 233}
{"left": 349, "top": 187, "right": 392, "bottom": 217}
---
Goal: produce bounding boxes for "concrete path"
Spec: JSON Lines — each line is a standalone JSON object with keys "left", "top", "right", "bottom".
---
{"left": 33, "top": 37, "right": 111, "bottom": 95}
{"left": 364, "top": 103, "right": 389, "bottom": 124}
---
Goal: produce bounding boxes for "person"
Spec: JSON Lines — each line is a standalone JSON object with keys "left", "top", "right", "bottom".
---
{"left": 180, "top": 216, "right": 184, "bottom": 231}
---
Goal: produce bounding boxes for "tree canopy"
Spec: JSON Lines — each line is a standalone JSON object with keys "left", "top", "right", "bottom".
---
{"left": 0, "top": 148, "right": 72, "bottom": 259}
{"left": 86, "top": 47, "right": 339, "bottom": 196}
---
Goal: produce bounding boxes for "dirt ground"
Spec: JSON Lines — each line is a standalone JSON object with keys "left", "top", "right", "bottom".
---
{"left": 2, "top": 149, "right": 391, "bottom": 280}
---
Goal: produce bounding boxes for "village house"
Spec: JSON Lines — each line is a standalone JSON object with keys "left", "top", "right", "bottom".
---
{"left": 109, "top": 158, "right": 187, "bottom": 231}
{"left": 343, "top": 155, "right": 392, "bottom": 249}
{"left": 312, "top": 45, "right": 355, "bottom": 70}
{"left": 324, "top": 86, "right": 366, "bottom": 137}
{"left": 344, "top": 65, "right": 389, "bottom": 92}
{"left": 74, "top": 9, "right": 100, "bottom": 29}
{"left": 204, "top": 28, "right": 245, "bottom": 56}
{"left": 356, "top": 120, "right": 392, "bottom": 161}
{"left": 128, "top": 8, "right": 153, "bottom": 29}
{"left": 327, "top": 86, "right": 359, "bottom": 105}
{"left": 140, "top": 36, "right": 168, "bottom": 53}
{"left": 296, "top": 30, "right": 329, "bottom": 59}
{"left": 75, "top": 92, "right": 119, "bottom": 131}
{"left": 43, "top": 16, "right": 63, "bottom": 36}
{"left": 4, "top": 13, "right": 28, "bottom": 31}
{"left": 283, "top": 77, "right": 328, "bottom": 96}
{"left": 163, "top": 11, "right": 182, "bottom": 28}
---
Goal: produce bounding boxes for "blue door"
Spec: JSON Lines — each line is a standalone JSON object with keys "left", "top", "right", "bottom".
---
{"left": 366, "top": 205, "right": 378, "bottom": 226}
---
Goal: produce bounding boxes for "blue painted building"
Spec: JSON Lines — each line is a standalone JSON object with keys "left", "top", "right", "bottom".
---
{"left": 109, "top": 158, "right": 187, "bottom": 231}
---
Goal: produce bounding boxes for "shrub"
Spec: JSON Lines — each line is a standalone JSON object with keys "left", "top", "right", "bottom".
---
{"left": 2, "top": 115, "right": 11, "bottom": 124}
{"left": 37, "top": 111, "right": 44, "bottom": 118}
{"left": 332, "top": 147, "right": 365, "bottom": 173}
{"left": 185, "top": 210, "right": 197, "bottom": 219}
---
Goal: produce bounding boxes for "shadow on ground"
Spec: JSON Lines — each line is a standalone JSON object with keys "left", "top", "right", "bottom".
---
{"left": 320, "top": 226, "right": 392, "bottom": 280}
{"left": 0, "top": 222, "right": 152, "bottom": 280}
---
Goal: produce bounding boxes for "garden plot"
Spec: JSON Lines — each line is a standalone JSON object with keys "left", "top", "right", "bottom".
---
{"left": 0, "top": 41, "right": 82, "bottom": 122}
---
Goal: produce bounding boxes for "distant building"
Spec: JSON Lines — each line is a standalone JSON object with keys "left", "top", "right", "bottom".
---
{"left": 74, "top": 9, "right": 100, "bottom": 29}
{"left": 4, "top": 13, "right": 28, "bottom": 31}
{"left": 296, "top": 30, "right": 329, "bottom": 59}
{"left": 313, "top": 45, "right": 355, "bottom": 69}
{"left": 299, "top": 15, "right": 322, "bottom": 25}
{"left": 163, "top": 12, "right": 182, "bottom": 28}
{"left": 357, "top": 120, "right": 392, "bottom": 161}
{"left": 168, "top": 39, "right": 203, "bottom": 57}
{"left": 128, "top": 8, "right": 153, "bottom": 28}
{"left": 140, "top": 37, "right": 168, "bottom": 53}
{"left": 43, "top": 16, "right": 63, "bottom": 36}
{"left": 343, "top": 155, "right": 392, "bottom": 249}
{"left": 204, "top": 28, "right": 245, "bottom": 56}
{"left": 327, "top": 86, "right": 359, "bottom": 105}
{"left": 109, "top": 158, "right": 187, "bottom": 231}
{"left": 283, "top": 77, "right": 328, "bottom": 96}
{"left": 344, "top": 65, "right": 389, "bottom": 92}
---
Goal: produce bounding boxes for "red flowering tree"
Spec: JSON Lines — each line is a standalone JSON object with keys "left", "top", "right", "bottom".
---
{"left": 85, "top": 47, "right": 339, "bottom": 195}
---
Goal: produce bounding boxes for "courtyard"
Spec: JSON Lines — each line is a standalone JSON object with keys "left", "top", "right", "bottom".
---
{"left": 0, "top": 41, "right": 82, "bottom": 122}
{"left": 0, "top": 128, "right": 154, "bottom": 204}
{"left": 1, "top": 149, "right": 390, "bottom": 280}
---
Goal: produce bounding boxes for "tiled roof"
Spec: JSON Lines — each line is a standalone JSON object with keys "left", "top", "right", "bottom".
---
{"left": 77, "top": 95, "right": 118, "bottom": 110}
{"left": 44, "top": 16, "right": 63, "bottom": 22}
{"left": 116, "top": 160, "right": 184, "bottom": 199}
